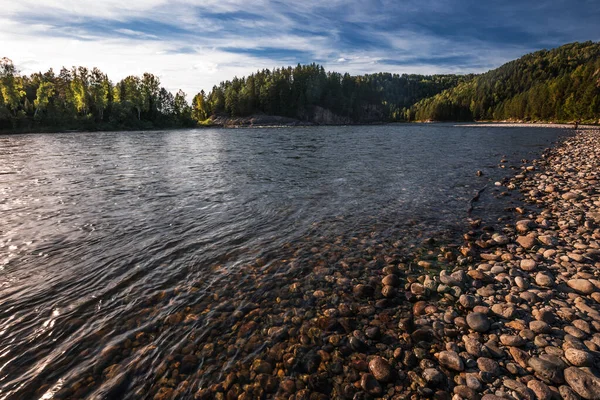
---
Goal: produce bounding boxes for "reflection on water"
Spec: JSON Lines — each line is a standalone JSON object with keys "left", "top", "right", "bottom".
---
{"left": 0, "top": 124, "right": 564, "bottom": 398}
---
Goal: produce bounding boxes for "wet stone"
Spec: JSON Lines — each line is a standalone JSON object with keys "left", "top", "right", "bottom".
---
{"left": 349, "top": 336, "right": 368, "bottom": 352}
{"left": 368, "top": 356, "right": 392, "bottom": 382}
{"left": 180, "top": 354, "right": 199, "bottom": 374}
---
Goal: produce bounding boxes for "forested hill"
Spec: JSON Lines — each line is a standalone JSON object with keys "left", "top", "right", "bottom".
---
{"left": 191, "top": 65, "right": 472, "bottom": 124}
{"left": 412, "top": 41, "right": 600, "bottom": 123}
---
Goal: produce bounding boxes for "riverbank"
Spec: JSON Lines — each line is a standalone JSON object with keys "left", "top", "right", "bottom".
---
{"left": 2, "top": 120, "right": 596, "bottom": 134}
{"left": 459, "top": 123, "right": 598, "bottom": 130}
{"left": 382, "top": 128, "right": 600, "bottom": 400}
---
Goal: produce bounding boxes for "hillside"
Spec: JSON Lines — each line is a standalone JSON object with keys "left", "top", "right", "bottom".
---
{"left": 411, "top": 41, "right": 600, "bottom": 123}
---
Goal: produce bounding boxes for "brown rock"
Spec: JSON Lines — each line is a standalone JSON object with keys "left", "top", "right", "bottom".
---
{"left": 568, "top": 279, "right": 596, "bottom": 295}
{"left": 368, "top": 356, "right": 392, "bottom": 382}
{"left": 530, "top": 320, "right": 552, "bottom": 334}
{"left": 520, "top": 259, "right": 537, "bottom": 271}
{"left": 564, "top": 366, "right": 600, "bottom": 399}
{"left": 517, "top": 235, "right": 536, "bottom": 249}
{"left": 527, "top": 379, "right": 553, "bottom": 400}
{"left": 509, "top": 347, "right": 530, "bottom": 368}
{"left": 565, "top": 348, "right": 594, "bottom": 367}
{"left": 437, "top": 351, "right": 464, "bottom": 371}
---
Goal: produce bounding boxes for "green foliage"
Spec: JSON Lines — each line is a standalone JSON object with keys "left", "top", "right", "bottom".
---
{"left": 0, "top": 58, "right": 26, "bottom": 119}
{"left": 412, "top": 41, "right": 600, "bottom": 123}
{"left": 0, "top": 59, "right": 194, "bottom": 132}
{"left": 192, "top": 90, "right": 209, "bottom": 122}
{"left": 195, "top": 63, "right": 470, "bottom": 123}
{"left": 34, "top": 81, "right": 55, "bottom": 118}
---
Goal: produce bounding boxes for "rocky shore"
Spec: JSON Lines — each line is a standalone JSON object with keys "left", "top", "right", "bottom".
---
{"left": 374, "top": 128, "right": 600, "bottom": 400}
{"left": 42, "top": 129, "right": 600, "bottom": 400}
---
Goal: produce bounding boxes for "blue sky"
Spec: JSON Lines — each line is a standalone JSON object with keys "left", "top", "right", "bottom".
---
{"left": 1, "top": 0, "right": 599, "bottom": 97}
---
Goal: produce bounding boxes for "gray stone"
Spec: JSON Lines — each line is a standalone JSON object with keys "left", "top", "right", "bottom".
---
{"left": 467, "top": 312, "right": 491, "bottom": 332}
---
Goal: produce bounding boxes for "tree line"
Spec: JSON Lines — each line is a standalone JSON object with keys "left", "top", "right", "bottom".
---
{"left": 0, "top": 58, "right": 195, "bottom": 132}
{"left": 412, "top": 41, "right": 600, "bottom": 123}
{"left": 2, "top": 41, "right": 599, "bottom": 131}
{"left": 192, "top": 64, "right": 471, "bottom": 123}
{"left": 0, "top": 59, "right": 470, "bottom": 131}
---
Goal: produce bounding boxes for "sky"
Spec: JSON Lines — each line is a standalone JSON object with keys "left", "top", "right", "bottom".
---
{"left": 1, "top": 0, "right": 599, "bottom": 97}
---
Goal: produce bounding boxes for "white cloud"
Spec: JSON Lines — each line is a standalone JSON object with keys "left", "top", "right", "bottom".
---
{"left": 1, "top": 0, "right": 587, "bottom": 98}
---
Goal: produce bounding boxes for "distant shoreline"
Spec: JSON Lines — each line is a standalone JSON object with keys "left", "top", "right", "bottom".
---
{"left": 1, "top": 120, "right": 596, "bottom": 135}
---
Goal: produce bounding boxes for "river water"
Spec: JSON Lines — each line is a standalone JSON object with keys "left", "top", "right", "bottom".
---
{"left": 0, "top": 124, "right": 565, "bottom": 399}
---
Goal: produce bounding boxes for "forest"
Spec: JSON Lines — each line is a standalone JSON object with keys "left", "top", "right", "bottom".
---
{"left": 0, "top": 58, "right": 195, "bottom": 132}
{"left": 412, "top": 41, "right": 600, "bottom": 122}
{"left": 1, "top": 41, "right": 599, "bottom": 132}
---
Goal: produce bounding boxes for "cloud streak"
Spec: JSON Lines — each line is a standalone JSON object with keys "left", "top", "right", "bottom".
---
{"left": 1, "top": 0, "right": 598, "bottom": 97}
